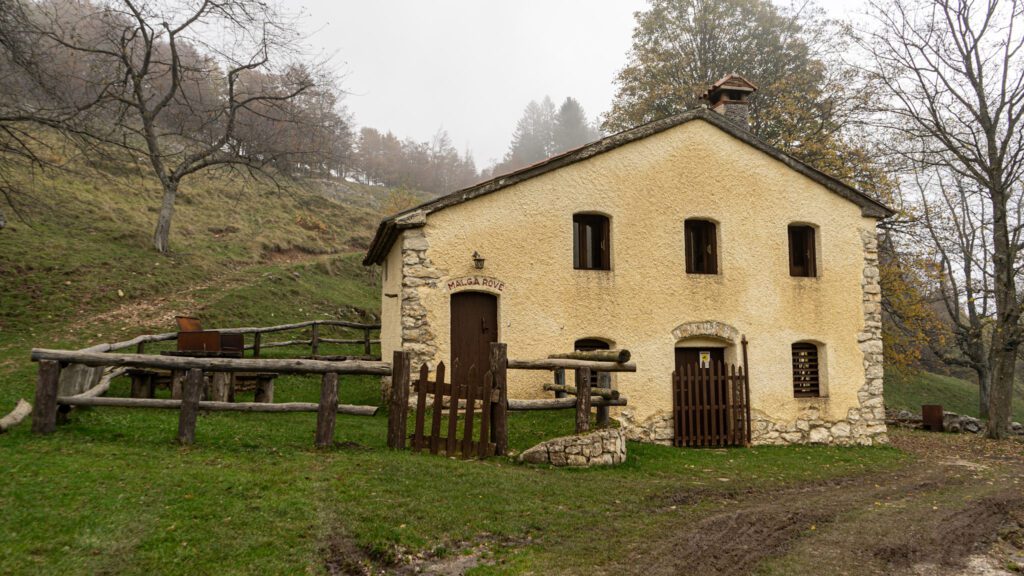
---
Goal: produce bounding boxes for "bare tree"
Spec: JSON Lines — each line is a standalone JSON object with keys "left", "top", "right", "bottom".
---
{"left": 0, "top": 0, "right": 110, "bottom": 228}
{"left": 862, "top": 0, "right": 1024, "bottom": 438}
{"left": 16, "top": 0, "right": 338, "bottom": 253}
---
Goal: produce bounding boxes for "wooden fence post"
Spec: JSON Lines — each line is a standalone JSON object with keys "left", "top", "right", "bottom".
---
{"left": 252, "top": 332, "right": 262, "bottom": 358}
{"left": 171, "top": 370, "right": 184, "bottom": 400}
{"left": 31, "top": 360, "right": 62, "bottom": 435}
{"left": 136, "top": 341, "right": 146, "bottom": 354}
{"left": 575, "top": 367, "right": 591, "bottom": 434}
{"left": 489, "top": 342, "right": 509, "bottom": 455}
{"left": 553, "top": 369, "right": 566, "bottom": 398}
{"left": 210, "top": 372, "right": 232, "bottom": 402}
{"left": 595, "top": 372, "right": 611, "bottom": 427}
{"left": 315, "top": 372, "right": 339, "bottom": 448}
{"left": 363, "top": 328, "right": 372, "bottom": 356}
{"left": 386, "top": 350, "right": 410, "bottom": 449}
{"left": 177, "top": 368, "right": 203, "bottom": 445}
{"left": 311, "top": 323, "right": 320, "bottom": 357}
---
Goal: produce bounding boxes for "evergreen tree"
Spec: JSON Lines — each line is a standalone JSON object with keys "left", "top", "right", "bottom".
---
{"left": 500, "top": 96, "right": 556, "bottom": 172}
{"left": 552, "top": 97, "right": 601, "bottom": 154}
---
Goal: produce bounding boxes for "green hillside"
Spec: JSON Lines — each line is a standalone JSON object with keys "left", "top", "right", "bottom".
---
{"left": 0, "top": 155, "right": 411, "bottom": 407}
{"left": 884, "top": 370, "right": 1024, "bottom": 421}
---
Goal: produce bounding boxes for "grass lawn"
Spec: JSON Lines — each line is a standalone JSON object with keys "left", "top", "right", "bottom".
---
{"left": 0, "top": 368, "right": 907, "bottom": 575}
{"left": 885, "top": 369, "right": 1024, "bottom": 421}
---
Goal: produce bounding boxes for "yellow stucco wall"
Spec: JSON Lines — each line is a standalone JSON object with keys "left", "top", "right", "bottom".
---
{"left": 386, "top": 118, "right": 877, "bottom": 429}
{"left": 379, "top": 240, "right": 403, "bottom": 361}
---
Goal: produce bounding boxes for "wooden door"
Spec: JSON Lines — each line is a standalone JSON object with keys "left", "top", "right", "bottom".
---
{"left": 675, "top": 347, "right": 724, "bottom": 373}
{"left": 450, "top": 292, "right": 498, "bottom": 390}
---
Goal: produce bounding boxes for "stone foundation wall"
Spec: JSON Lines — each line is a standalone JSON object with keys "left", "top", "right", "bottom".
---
{"left": 519, "top": 428, "right": 627, "bottom": 467}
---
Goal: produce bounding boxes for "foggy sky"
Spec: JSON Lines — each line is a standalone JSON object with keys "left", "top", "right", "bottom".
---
{"left": 303, "top": 0, "right": 867, "bottom": 168}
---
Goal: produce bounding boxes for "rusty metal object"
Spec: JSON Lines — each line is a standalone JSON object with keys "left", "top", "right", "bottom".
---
{"left": 219, "top": 333, "right": 244, "bottom": 355}
{"left": 177, "top": 331, "right": 221, "bottom": 353}
{"left": 922, "top": 404, "right": 944, "bottom": 432}
{"left": 175, "top": 316, "right": 203, "bottom": 332}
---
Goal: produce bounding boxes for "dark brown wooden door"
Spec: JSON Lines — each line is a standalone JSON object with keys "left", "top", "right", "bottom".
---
{"left": 451, "top": 292, "right": 498, "bottom": 389}
{"left": 675, "top": 347, "right": 724, "bottom": 373}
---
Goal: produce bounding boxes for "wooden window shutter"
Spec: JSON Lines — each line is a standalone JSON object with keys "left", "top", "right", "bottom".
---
{"left": 685, "top": 224, "right": 694, "bottom": 273}
{"left": 600, "top": 216, "right": 610, "bottom": 269}
{"left": 792, "top": 343, "right": 820, "bottom": 397}
{"left": 573, "top": 213, "right": 610, "bottom": 271}
{"left": 707, "top": 221, "right": 718, "bottom": 274}
{"left": 805, "top": 227, "right": 816, "bottom": 277}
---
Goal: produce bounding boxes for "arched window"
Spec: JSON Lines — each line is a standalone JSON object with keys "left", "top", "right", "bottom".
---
{"left": 685, "top": 219, "right": 718, "bottom": 274}
{"left": 788, "top": 224, "right": 817, "bottom": 277}
{"left": 573, "top": 213, "right": 610, "bottom": 270}
{"left": 792, "top": 342, "right": 821, "bottom": 397}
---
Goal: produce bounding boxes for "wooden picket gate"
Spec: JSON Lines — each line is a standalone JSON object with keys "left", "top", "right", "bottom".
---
{"left": 410, "top": 363, "right": 506, "bottom": 458}
{"left": 672, "top": 362, "right": 751, "bottom": 447}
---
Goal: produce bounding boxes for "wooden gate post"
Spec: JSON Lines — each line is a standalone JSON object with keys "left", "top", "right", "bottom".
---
{"left": 315, "top": 372, "right": 339, "bottom": 448}
{"left": 575, "top": 367, "right": 591, "bottom": 434}
{"left": 742, "top": 336, "right": 751, "bottom": 445}
{"left": 386, "top": 350, "right": 410, "bottom": 449}
{"left": 31, "top": 360, "right": 62, "bottom": 435}
{"left": 177, "top": 368, "right": 203, "bottom": 445}
{"left": 489, "top": 343, "right": 508, "bottom": 455}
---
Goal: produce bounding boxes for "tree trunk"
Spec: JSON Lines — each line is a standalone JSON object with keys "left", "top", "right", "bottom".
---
{"left": 152, "top": 181, "right": 178, "bottom": 254}
{"left": 986, "top": 190, "right": 1019, "bottom": 440}
{"left": 977, "top": 366, "right": 991, "bottom": 420}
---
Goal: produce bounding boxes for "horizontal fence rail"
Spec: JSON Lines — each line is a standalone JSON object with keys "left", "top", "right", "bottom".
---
{"left": 31, "top": 349, "right": 391, "bottom": 375}
{"left": 57, "top": 396, "right": 378, "bottom": 416}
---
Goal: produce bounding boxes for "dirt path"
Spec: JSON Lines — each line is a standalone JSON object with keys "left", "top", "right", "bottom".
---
{"left": 616, "top": 431, "right": 1024, "bottom": 576}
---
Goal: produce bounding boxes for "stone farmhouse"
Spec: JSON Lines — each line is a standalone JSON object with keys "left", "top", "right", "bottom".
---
{"left": 363, "top": 75, "right": 894, "bottom": 446}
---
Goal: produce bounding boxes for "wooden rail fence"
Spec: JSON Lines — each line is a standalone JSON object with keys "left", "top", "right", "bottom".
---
{"left": 29, "top": 348, "right": 394, "bottom": 447}
{"left": 385, "top": 343, "right": 635, "bottom": 458}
